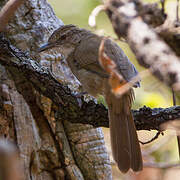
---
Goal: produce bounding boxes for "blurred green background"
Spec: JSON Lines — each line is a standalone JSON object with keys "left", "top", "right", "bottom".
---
{"left": 47, "top": 0, "right": 180, "bottom": 179}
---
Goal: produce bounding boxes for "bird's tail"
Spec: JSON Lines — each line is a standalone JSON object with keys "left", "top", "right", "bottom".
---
{"left": 104, "top": 85, "right": 142, "bottom": 173}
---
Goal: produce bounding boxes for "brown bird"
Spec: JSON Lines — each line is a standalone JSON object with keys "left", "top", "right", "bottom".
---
{"left": 38, "top": 24, "right": 143, "bottom": 173}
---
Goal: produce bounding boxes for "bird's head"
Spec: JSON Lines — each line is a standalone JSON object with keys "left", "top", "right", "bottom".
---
{"left": 38, "top": 24, "right": 85, "bottom": 57}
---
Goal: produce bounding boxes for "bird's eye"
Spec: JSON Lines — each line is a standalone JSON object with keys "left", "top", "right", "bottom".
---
{"left": 61, "top": 35, "right": 66, "bottom": 40}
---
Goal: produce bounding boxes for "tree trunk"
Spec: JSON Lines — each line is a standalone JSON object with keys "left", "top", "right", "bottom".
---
{"left": 0, "top": 0, "right": 112, "bottom": 179}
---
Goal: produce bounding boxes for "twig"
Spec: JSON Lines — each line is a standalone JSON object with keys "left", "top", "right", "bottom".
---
{"left": 0, "top": 0, "right": 24, "bottom": 32}
{"left": 88, "top": 5, "right": 105, "bottom": 28}
{"left": 143, "top": 161, "right": 180, "bottom": 169}
{"left": 176, "top": 0, "right": 180, "bottom": 26}
{"left": 143, "top": 135, "right": 174, "bottom": 155}
{"left": 139, "top": 131, "right": 162, "bottom": 145}
{"left": 172, "top": 89, "right": 177, "bottom": 106}
{"left": 172, "top": 87, "right": 180, "bottom": 159}
{"left": 160, "top": 0, "right": 166, "bottom": 15}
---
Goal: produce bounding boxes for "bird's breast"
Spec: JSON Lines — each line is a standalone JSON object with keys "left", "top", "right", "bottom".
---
{"left": 67, "top": 60, "right": 105, "bottom": 97}
{"left": 75, "top": 69, "right": 106, "bottom": 97}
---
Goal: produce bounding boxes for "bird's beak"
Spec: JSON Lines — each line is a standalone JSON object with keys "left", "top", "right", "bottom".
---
{"left": 37, "top": 43, "right": 54, "bottom": 52}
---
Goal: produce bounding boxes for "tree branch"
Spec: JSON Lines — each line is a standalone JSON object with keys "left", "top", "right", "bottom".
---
{"left": 106, "top": 0, "right": 180, "bottom": 91}
{"left": 156, "top": 26, "right": 180, "bottom": 57}
{"left": 0, "top": 35, "right": 179, "bottom": 131}
{"left": 144, "top": 162, "right": 180, "bottom": 169}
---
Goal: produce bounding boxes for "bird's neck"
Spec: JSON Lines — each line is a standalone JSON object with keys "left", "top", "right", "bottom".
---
{"left": 77, "top": 28, "right": 95, "bottom": 41}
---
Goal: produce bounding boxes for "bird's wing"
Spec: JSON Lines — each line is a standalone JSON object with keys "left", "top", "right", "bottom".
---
{"left": 74, "top": 35, "right": 108, "bottom": 78}
{"left": 104, "top": 39, "right": 140, "bottom": 87}
{"left": 74, "top": 35, "right": 140, "bottom": 86}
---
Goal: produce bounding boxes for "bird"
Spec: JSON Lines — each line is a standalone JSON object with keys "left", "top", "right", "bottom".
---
{"left": 38, "top": 24, "right": 143, "bottom": 173}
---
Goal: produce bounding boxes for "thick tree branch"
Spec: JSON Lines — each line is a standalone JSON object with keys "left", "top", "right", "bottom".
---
{"left": 0, "top": 0, "right": 112, "bottom": 179}
{"left": 106, "top": 0, "right": 180, "bottom": 90}
{"left": 125, "top": 1, "right": 166, "bottom": 28}
{"left": 156, "top": 26, "right": 180, "bottom": 57}
{"left": 0, "top": 35, "right": 179, "bottom": 131}
{"left": 89, "top": 1, "right": 166, "bottom": 28}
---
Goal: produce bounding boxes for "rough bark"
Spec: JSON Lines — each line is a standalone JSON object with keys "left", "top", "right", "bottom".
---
{"left": 0, "top": 0, "right": 112, "bottom": 179}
